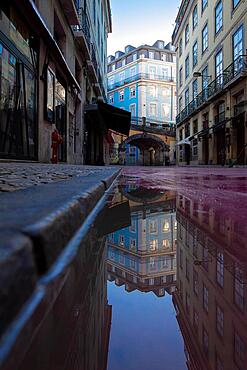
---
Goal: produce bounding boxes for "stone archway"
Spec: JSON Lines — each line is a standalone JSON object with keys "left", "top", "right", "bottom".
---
{"left": 119, "top": 133, "right": 170, "bottom": 166}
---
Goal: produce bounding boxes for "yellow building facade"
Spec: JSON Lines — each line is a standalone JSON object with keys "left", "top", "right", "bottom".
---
{"left": 172, "top": 0, "right": 247, "bottom": 165}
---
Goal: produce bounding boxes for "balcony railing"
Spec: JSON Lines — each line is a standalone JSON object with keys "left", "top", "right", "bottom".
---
{"left": 176, "top": 55, "right": 247, "bottom": 126}
{"left": 130, "top": 116, "right": 176, "bottom": 135}
{"left": 73, "top": 8, "right": 107, "bottom": 100}
{"left": 108, "top": 73, "right": 175, "bottom": 91}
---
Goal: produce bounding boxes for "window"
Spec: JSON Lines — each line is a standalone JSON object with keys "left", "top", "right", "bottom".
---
{"left": 149, "top": 239, "right": 158, "bottom": 251}
{"left": 193, "top": 79, "right": 198, "bottom": 99}
{"left": 130, "top": 257, "right": 136, "bottom": 269}
{"left": 216, "top": 304, "right": 224, "bottom": 337}
{"left": 179, "top": 38, "right": 183, "bottom": 57}
{"left": 109, "top": 77, "right": 114, "bottom": 86}
{"left": 193, "top": 5, "right": 198, "bottom": 29}
{"left": 130, "top": 86, "right": 136, "bottom": 98}
{"left": 129, "top": 104, "right": 136, "bottom": 117}
{"left": 185, "top": 24, "right": 189, "bottom": 45}
{"left": 119, "top": 90, "right": 124, "bottom": 101}
{"left": 149, "top": 85, "right": 157, "bottom": 97}
{"left": 162, "top": 87, "right": 170, "bottom": 97}
{"left": 233, "top": 25, "right": 244, "bottom": 61}
{"left": 233, "top": 0, "right": 241, "bottom": 9}
{"left": 149, "top": 220, "right": 157, "bottom": 233}
{"left": 179, "top": 97, "right": 183, "bottom": 113}
{"left": 109, "top": 95, "right": 114, "bottom": 104}
{"left": 162, "top": 220, "right": 170, "bottom": 232}
{"left": 162, "top": 68, "right": 169, "bottom": 80}
{"left": 202, "top": 0, "right": 208, "bottom": 12}
{"left": 149, "top": 66, "right": 156, "bottom": 79}
{"left": 161, "top": 104, "right": 170, "bottom": 119}
{"left": 215, "top": 1, "right": 223, "bottom": 34}
{"left": 149, "top": 103, "right": 157, "bottom": 116}
{"left": 179, "top": 67, "right": 183, "bottom": 87}
{"left": 185, "top": 88, "right": 189, "bottom": 107}
{"left": 185, "top": 55, "right": 190, "bottom": 79}
{"left": 120, "top": 72, "right": 125, "bottom": 81}
{"left": 149, "top": 51, "right": 154, "bottom": 59}
{"left": 130, "top": 67, "right": 136, "bottom": 77}
{"left": 234, "top": 265, "right": 245, "bottom": 310}
{"left": 202, "top": 24, "right": 208, "bottom": 53}
{"left": 202, "top": 65, "right": 209, "bottom": 99}
{"left": 215, "top": 49, "right": 223, "bottom": 85}
{"left": 193, "top": 41, "right": 198, "bottom": 67}
{"left": 216, "top": 250, "right": 224, "bottom": 287}
{"left": 119, "top": 235, "right": 124, "bottom": 246}
{"left": 203, "top": 284, "right": 209, "bottom": 312}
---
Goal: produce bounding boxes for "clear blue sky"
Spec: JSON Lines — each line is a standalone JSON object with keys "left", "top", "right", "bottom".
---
{"left": 107, "top": 0, "right": 181, "bottom": 55}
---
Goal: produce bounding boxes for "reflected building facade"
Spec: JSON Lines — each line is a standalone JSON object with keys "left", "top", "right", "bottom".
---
{"left": 173, "top": 191, "right": 247, "bottom": 370}
{"left": 107, "top": 185, "right": 177, "bottom": 297}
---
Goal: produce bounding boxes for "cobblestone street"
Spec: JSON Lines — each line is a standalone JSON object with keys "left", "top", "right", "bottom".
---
{"left": 0, "top": 163, "right": 114, "bottom": 192}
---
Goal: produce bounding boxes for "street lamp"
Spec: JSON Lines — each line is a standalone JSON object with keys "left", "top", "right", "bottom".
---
{"left": 193, "top": 71, "right": 212, "bottom": 79}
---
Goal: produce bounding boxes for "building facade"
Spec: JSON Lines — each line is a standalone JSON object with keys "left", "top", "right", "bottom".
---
{"left": 173, "top": 0, "right": 247, "bottom": 166}
{"left": 0, "top": 0, "right": 115, "bottom": 164}
{"left": 107, "top": 41, "right": 177, "bottom": 164}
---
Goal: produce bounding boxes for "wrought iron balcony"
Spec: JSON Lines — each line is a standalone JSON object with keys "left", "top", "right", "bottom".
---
{"left": 176, "top": 55, "right": 247, "bottom": 126}
{"left": 108, "top": 73, "right": 175, "bottom": 91}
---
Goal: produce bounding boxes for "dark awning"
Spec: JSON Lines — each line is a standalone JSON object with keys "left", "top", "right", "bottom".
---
{"left": 84, "top": 102, "right": 131, "bottom": 136}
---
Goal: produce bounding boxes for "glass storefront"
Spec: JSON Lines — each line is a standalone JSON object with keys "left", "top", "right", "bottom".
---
{"left": 0, "top": 5, "right": 37, "bottom": 159}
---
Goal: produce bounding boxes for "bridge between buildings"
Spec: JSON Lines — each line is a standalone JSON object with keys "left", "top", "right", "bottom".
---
{"left": 120, "top": 117, "right": 176, "bottom": 166}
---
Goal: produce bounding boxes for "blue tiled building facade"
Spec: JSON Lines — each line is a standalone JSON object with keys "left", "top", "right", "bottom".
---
{"left": 107, "top": 41, "right": 176, "bottom": 164}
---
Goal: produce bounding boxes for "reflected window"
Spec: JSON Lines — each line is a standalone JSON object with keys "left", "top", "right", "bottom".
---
{"left": 203, "top": 285, "right": 209, "bottom": 312}
{"left": 149, "top": 278, "right": 155, "bottom": 285}
{"left": 162, "top": 239, "right": 170, "bottom": 248}
{"left": 234, "top": 265, "right": 245, "bottom": 311}
{"left": 193, "top": 309, "right": 199, "bottom": 330}
{"left": 180, "top": 248, "right": 183, "bottom": 269}
{"left": 149, "top": 239, "right": 158, "bottom": 251}
{"left": 130, "top": 257, "right": 136, "bottom": 269}
{"left": 119, "top": 252, "right": 125, "bottom": 265}
{"left": 149, "top": 257, "right": 156, "bottom": 270}
{"left": 186, "top": 258, "right": 190, "bottom": 281}
{"left": 162, "top": 220, "right": 170, "bottom": 232}
{"left": 149, "top": 220, "right": 157, "bottom": 233}
{"left": 216, "top": 304, "right": 224, "bottom": 337}
{"left": 202, "top": 327, "right": 209, "bottom": 354}
{"left": 216, "top": 251, "right": 224, "bottom": 287}
{"left": 119, "top": 235, "right": 125, "bottom": 246}
{"left": 162, "top": 256, "right": 169, "bottom": 268}
{"left": 193, "top": 269, "right": 199, "bottom": 295}
{"left": 234, "top": 331, "right": 245, "bottom": 365}
{"left": 202, "top": 246, "right": 209, "bottom": 271}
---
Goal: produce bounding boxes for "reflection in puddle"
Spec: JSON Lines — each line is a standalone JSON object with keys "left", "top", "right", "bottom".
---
{"left": 103, "top": 171, "right": 247, "bottom": 370}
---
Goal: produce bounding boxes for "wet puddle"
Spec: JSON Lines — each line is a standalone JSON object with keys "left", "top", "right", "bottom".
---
{"left": 100, "top": 168, "right": 247, "bottom": 370}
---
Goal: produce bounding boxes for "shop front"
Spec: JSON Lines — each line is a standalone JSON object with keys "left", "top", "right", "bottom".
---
{"left": 0, "top": 4, "right": 38, "bottom": 160}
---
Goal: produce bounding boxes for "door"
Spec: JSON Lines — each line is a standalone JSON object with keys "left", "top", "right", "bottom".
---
{"left": 216, "top": 128, "right": 226, "bottom": 165}
{"left": 236, "top": 115, "right": 245, "bottom": 164}
{"left": 203, "top": 136, "right": 209, "bottom": 164}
